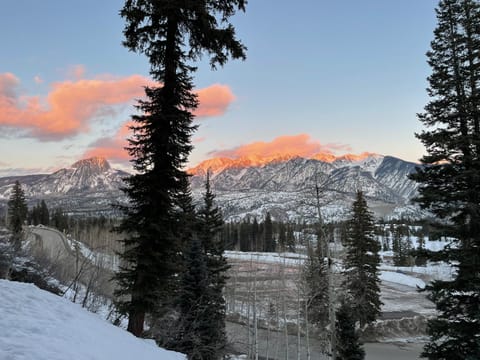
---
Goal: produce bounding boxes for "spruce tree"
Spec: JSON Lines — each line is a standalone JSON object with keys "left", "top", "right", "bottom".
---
{"left": 7, "top": 181, "right": 28, "bottom": 252}
{"left": 303, "top": 242, "right": 329, "bottom": 329}
{"left": 278, "top": 222, "right": 287, "bottom": 251}
{"left": 342, "top": 191, "right": 382, "bottom": 327}
{"left": 335, "top": 301, "right": 365, "bottom": 360}
{"left": 263, "top": 212, "right": 275, "bottom": 252}
{"left": 39, "top": 200, "right": 49, "bottom": 226}
{"left": 176, "top": 236, "right": 212, "bottom": 360}
{"left": 410, "top": 0, "right": 480, "bottom": 358}
{"left": 114, "top": 0, "right": 246, "bottom": 336}
{"left": 195, "top": 173, "right": 229, "bottom": 359}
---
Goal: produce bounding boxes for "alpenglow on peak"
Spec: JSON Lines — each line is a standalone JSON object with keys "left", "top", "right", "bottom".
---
{"left": 71, "top": 157, "right": 111, "bottom": 173}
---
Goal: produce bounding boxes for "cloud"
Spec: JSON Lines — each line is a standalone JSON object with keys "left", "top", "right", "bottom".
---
{"left": 209, "top": 134, "right": 351, "bottom": 160}
{"left": 34, "top": 75, "right": 43, "bottom": 84}
{"left": 67, "top": 64, "right": 86, "bottom": 80}
{"left": 0, "top": 73, "right": 150, "bottom": 140}
{"left": 83, "top": 121, "right": 132, "bottom": 164}
{"left": 0, "top": 72, "right": 236, "bottom": 141}
{"left": 196, "top": 84, "right": 235, "bottom": 117}
{"left": 0, "top": 73, "right": 20, "bottom": 98}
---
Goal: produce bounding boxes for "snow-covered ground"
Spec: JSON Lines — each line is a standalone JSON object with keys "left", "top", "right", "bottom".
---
{"left": 379, "top": 271, "right": 425, "bottom": 288}
{"left": 0, "top": 280, "right": 184, "bottom": 360}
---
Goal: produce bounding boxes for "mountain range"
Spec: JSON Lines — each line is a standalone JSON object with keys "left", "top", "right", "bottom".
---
{"left": 0, "top": 157, "right": 128, "bottom": 216}
{"left": 0, "top": 154, "right": 422, "bottom": 221}
{"left": 189, "top": 153, "right": 421, "bottom": 221}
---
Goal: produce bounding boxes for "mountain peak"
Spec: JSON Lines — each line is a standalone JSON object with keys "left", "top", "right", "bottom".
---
{"left": 71, "top": 157, "right": 111, "bottom": 173}
{"left": 188, "top": 152, "right": 382, "bottom": 176}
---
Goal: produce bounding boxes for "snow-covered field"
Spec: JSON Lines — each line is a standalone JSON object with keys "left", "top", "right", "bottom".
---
{"left": 0, "top": 280, "right": 184, "bottom": 360}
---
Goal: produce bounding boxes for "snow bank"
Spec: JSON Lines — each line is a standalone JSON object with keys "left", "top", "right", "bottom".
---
{"left": 0, "top": 280, "right": 184, "bottom": 360}
{"left": 380, "top": 271, "right": 426, "bottom": 289}
{"left": 225, "top": 251, "right": 306, "bottom": 265}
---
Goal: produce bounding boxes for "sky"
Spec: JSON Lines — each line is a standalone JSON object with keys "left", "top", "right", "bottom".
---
{"left": 0, "top": 0, "right": 439, "bottom": 175}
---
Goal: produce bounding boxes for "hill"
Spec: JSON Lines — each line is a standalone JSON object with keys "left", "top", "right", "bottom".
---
{"left": 0, "top": 280, "right": 184, "bottom": 360}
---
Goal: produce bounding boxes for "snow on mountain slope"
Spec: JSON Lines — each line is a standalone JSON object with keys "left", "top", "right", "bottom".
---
{"left": 0, "top": 154, "right": 421, "bottom": 220}
{"left": 0, "top": 157, "right": 129, "bottom": 215}
{"left": 0, "top": 280, "right": 184, "bottom": 360}
{"left": 190, "top": 154, "right": 421, "bottom": 221}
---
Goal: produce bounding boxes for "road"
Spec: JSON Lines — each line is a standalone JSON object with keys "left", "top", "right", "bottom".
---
{"left": 26, "top": 226, "right": 73, "bottom": 262}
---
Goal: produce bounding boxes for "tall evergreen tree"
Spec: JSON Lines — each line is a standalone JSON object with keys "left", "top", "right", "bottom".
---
{"left": 342, "top": 191, "right": 382, "bottom": 327}
{"left": 176, "top": 236, "right": 212, "bottom": 360}
{"left": 39, "top": 200, "right": 49, "bottom": 226}
{"left": 335, "top": 301, "right": 365, "bottom": 360}
{"left": 263, "top": 212, "right": 275, "bottom": 252}
{"left": 278, "top": 222, "right": 287, "bottom": 251}
{"left": 7, "top": 181, "right": 28, "bottom": 252}
{"left": 114, "top": 0, "right": 246, "bottom": 337}
{"left": 303, "top": 241, "right": 329, "bottom": 329}
{"left": 195, "top": 173, "right": 229, "bottom": 359}
{"left": 410, "top": 0, "right": 480, "bottom": 358}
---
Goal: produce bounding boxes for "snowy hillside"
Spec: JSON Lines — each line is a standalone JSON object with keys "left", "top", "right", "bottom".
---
{"left": 0, "top": 280, "right": 184, "bottom": 360}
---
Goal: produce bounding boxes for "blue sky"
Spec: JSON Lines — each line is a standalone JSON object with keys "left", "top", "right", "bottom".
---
{"left": 0, "top": 0, "right": 438, "bottom": 174}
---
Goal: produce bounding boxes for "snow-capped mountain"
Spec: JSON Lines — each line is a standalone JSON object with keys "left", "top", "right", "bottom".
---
{"left": 0, "top": 157, "right": 128, "bottom": 215}
{"left": 189, "top": 153, "right": 421, "bottom": 221}
{"left": 0, "top": 154, "right": 421, "bottom": 220}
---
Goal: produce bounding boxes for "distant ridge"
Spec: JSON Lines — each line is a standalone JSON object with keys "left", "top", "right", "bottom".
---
{"left": 0, "top": 157, "right": 129, "bottom": 216}
{"left": 189, "top": 153, "right": 422, "bottom": 221}
{"left": 188, "top": 151, "right": 381, "bottom": 175}
{"left": 0, "top": 154, "right": 423, "bottom": 220}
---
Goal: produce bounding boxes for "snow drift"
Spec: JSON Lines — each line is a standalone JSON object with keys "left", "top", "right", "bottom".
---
{"left": 0, "top": 280, "right": 184, "bottom": 360}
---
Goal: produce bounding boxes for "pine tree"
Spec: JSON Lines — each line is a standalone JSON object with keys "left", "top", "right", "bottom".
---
{"left": 114, "top": 0, "right": 246, "bottom": 337}
{"left": 410, "top": 0, "right": 480, "bottom": 358}
{"left": 39, "top": 200, "right": 49, "bottom": 226}
{"left": 263, "top": 212, "right": 275, "bottom": 252}
{"left": 286, "top": 224, "right": 296, "bottom": 252}
{"left": 278, "top": 222, "right": 287, "bottom": 251}
{"left": 303, "top": 242, "right": 329, "bottom": 329}
{"left": 196, "top": 173, "right": 229, "bottom": 359}
{"left": 342, "top": 191, "right": 382, "bottom": 327}
{"left": 335, "top": 301, "right": 365, "bottom": 360}
{"left": 7, "top": 181, "right": 28, "bottom": 252}
{"left": 176, "top": 236, "right": 212, "bottom": 360}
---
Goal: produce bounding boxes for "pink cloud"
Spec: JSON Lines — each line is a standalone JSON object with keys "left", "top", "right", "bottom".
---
{"left": 0, "top": 71, "right": 236, "bottom": 141}
{"left": 83, "top": 121, "right": 132, "bottom": 163}
{"left": 195, "top": 84, "right": 235, "bottom": 117}
{"left": 68, "top": 64, "right": 86, "bottom": 80}
{"left": 209, "top": 134, "right": 348, "bottom": 159}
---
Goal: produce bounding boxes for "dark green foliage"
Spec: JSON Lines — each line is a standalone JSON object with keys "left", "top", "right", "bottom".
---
{"left": 342, "top": 191, "right": 382, "bottom": 327}
{"left": 114, "top": 0, "right": 246, "bottom": 337}
{"left": 29, "top": 200, "right": 50, "bottom": 226}
{"left": 7, "top": 181, "right": 28, "bottom": 252}
{"left": 278, "top": 222, "right": 287, "bottom": 251}
{"left": 176, "top": 237, "right": 213, "bottom": 360}
{"left": 195, "top": 174, "right": 228, "bottom": 359}
{"left": 409, "top": 1, "right": 480, "bottom": 358}
{"left": 263, "top": 212, "right": 275, "bottom": 252}
{"left": 286, "top": 224, "right": 296, "bottom": 252}
{"left": 51, "top": 208, "right": 69, "bottom": 233}
{"left": 39, "top": 200, "right": 49, "bottom": 226}
{"left": 392, "top": 225, "right": 413, "bottom": 266}
{"left": 175, "top": 175, "right": 228, "bottom": 359}
{"left": 303, "top": 242, "right": 329, "bottom": 328}
{"left": 335, "top": 301, "right": 365, "bottom": 360}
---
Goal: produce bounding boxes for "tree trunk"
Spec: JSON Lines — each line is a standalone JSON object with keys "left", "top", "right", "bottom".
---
{"left": 127, "top": 309, "right": 145, "bottom": 337}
